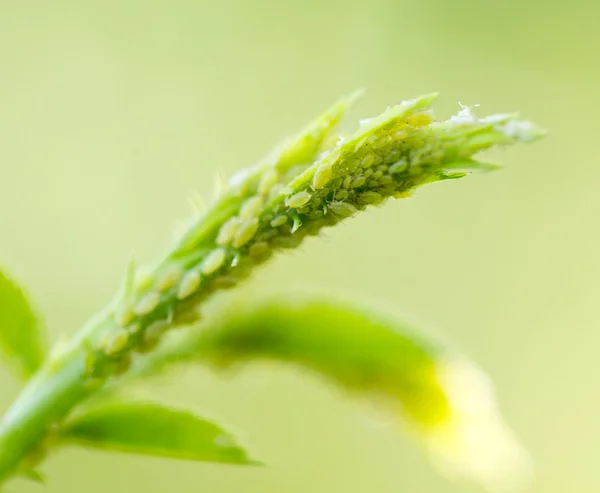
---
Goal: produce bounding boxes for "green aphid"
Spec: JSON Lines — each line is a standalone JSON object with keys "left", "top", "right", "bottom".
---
{"left": 285, "top": 191, "right": 312, "bottom": 209}
{"left": 201, "top": 248, "right": 227, "bottom": 275}
{"left": 177, "top": 271, "right": 201, "bottom": 300}
{"left": 103, "top": 329, "right": 130, "bottom": 357}
{"left": 239, "top": 196, "right": 263, "bottom": 220}
{"left": 133, "top": 292, "right": 161, "bottom": 317}
{"left": 350, "top": 176, "right": 366, "bottom": 188}
{"left": 233, "top": 218, "right": 260, "bottom": 248}
{"left": 270, "top": 215, "right": 288, "bottom": 228}
{"left": 335, "top": 190, "right": 349, "bottom": 201}
{"left": 257, "top": 169, "right": 279, "bottom": 196}
{"left": 358, "top": 191, "right": 384, "bottom": 205}
{"left": 329, "top": 201, "right": 358, "bottom": 218}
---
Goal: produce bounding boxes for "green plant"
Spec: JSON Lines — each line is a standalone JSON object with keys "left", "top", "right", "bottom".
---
{"left": 0, "top": 92, "right": 543, "bottom": 491}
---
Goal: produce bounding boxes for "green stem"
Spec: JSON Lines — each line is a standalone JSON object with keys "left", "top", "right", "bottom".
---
{"left": 0, "top": 316, "right": 114, "bottom": 482}
{"left": 0, "top": 351, "right": 85, "bottom": 479}
{"left": 0, "top": 92, "right": 543, "bottom": 484}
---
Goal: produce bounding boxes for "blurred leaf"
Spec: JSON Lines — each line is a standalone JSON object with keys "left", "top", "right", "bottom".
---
{"left": 0, "top": 269, "right": 46, "bottom": 379}
{"left": 133, "top": 297, "right": 531, "bottom": 491}
{"left": 149, "top": 297, "right": 450, "bottom": 424}
{"left": 61, "top": 401, "right": 255, "bottom": 465}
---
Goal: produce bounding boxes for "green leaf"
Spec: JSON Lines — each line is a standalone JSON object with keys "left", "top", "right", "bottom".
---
{"left": 0, "top": 269, "right": 46, "bottom": 379}
{"left": 148, "top": 298, "right": 450, "bottom": 424}
{"left": 61, "top": 401, "right": 255, "bottom": 465}
{"left": 131, "top": 297, "right": 531, "bottom": 491}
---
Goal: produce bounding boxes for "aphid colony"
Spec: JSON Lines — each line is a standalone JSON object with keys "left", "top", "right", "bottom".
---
{"left": 96, "top": 125, "right": 432, "bottom": 371}
{"left": 85, "top": 93, "right": 537, "bottom": 378}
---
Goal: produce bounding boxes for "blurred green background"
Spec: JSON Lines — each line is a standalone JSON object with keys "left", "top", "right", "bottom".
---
{"left": 0, "top": 0, "right": 597, "bottom": 492}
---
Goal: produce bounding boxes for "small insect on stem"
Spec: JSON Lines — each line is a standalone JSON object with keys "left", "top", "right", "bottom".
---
{"left": 133, "top": 292, "right": 161, "bottom": 317}
{"left": 233, "top": 219, "right": 260, "bottom": 248}
{"left": 177, "top": 271, "right": 201, "bottom": 300}
{"left": 285, "top": 191, "right": 312, "bottom": 209}
{"left": 201, "top": 248, "right": 228, "bottom": 275}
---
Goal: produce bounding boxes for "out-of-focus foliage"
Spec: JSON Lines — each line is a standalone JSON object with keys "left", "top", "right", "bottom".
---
{"left": 129, "top": 297, "right": 530, "bottom": 491}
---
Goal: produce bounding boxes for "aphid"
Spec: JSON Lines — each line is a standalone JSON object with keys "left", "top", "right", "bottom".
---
{"left": 249, "top": 241, "right": 270, "bottom": 258}
{"left": 172, "top": 307, "right": 202, "bottom": 327}
{"left": 278, "top": 186, "right": 293, "bottom": 197}
{"left": 270, "top": 215, "right": 288, "bottom": 227}
{"left": 270, "top": 234, "right": 304, "bottom": 249}
{"left": 343, "top": 176, "right": 353, "bottom": 189}
{"left": 268, "top": 183, "right": 285, "bottom": 199}
{"left": 103, "top": 329, "right": 130, "bottom": 357}
{"left": 329, "top": 201, "right": 358, "bottom": 218}
{"left": 233, "top": 218, "right": 259, "bottom": 248}
{"left": 143, "top": 320, "right": 168, "bottom": 345}
{"left": 258, "top": 169, "right": 279, "bottom": 196}
{"left": 363, "top": 168, "right": 374, "bottom": 178}
{"left": 134, "top": 270, "right": 154, "bottom": 291}
{"left": 217, "top": 217, "right": 241, "bottom": 246}
{"left": 239, "top": 196, "right": 263, "bottom": 220}
{"left": 126, "top": 322, "right": 141, "bottom": 335}
{"left": 366, "top": 134, "right": 378, "bottom": 146}
{"left": 361, "top": 154, "right": 376, "bottom": 168}
{"left": 156, "top": 267, "right": 184, "bottom": 292}
{"left": 406, "top": 112, "right": 434, "bottom": 127}
{"left": 330, "top": 177, "right": 343, "bottom": 190}
{"left": 201, "top": 248, "right": 227, "bottom": 275}
{"left": 335, "top": 190, "right": 349, "bottom": 201}
{"left": 114, "top": 307, "right": 134, "bottom": 327}
{"left": 256, "top": 228, "right": 277, "bottom": 242}
{"left": 350, "top": 176, "right": 366, "bottom": 188}
{"left": 389, "top": 160, "right": 408, "bottom": 174}
{"left": 384, "top": 149, "right": 402, "bottom": 165}
{"left": 312, "top": 163, "right": 333, "bottom": 190}
{"left": 285, "top": 191, "right": 311, "bottom": 209}
{"left": 308, "top": 209, "right": 324, "bottom": 219}
{"left": 296, "top": 206, "right": 310, "bottom": 214}
{"left": 177, "top": 271, "right": 201, "bottom": 299}
{"left": 358, "top": 191, "right": 384, "bottom": 205}
{"left": 379, "top": 175, "right": 393, "bottom": 185}
{"left": 211, "top": 276, "right": 239, "bottom": 290}
{"left": 133, "top": 292, "right": 160, "bottom": 316}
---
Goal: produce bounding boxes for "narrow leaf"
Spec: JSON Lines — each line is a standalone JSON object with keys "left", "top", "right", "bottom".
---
{"left": 134, "top": 297, "right": 531, "bottom": 492}
{"left": 61, "top": 401, "right": 254, "bottom": 465}
{"left": 0, "top": 269, "right": 46, "bottom": 379}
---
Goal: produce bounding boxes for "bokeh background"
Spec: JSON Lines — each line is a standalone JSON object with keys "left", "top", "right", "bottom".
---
{"left": 0, "top": 1, "right": 598, "bottom": 492}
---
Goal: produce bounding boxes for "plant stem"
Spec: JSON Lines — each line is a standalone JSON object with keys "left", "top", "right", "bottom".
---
{"left": 0, "top": 93, "right": 543, "bottom": 484}
{"left": 0, "top": 315, "right": 115, "bottom": 482}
